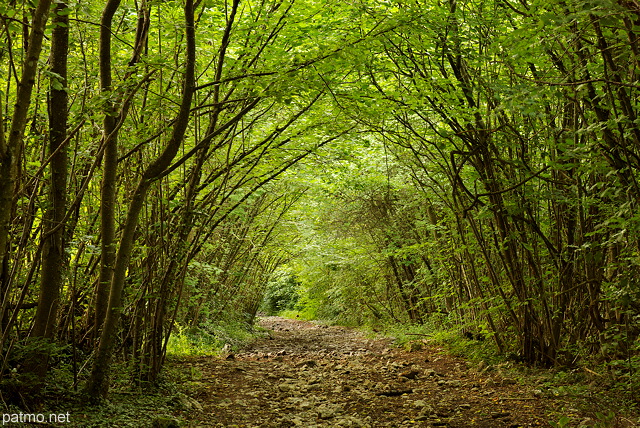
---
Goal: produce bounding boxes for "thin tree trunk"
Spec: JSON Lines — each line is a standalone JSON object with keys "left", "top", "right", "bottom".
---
{"left": 85, "top": 0, "right": 196, "bottom": 399}
{"left": 18, "top": 3, "right": 71, "bottom": 392}
{"left": 95, "top": 0, "right": 123, "bottom": 343}
{"left": 32, "top": 0, "right": 70, "bottom": 341}
{"left": 0, "top": 0, "right": 53, "bottom": 288}
{"left": 95, "top": 0, "right": 151, "bottom": 342}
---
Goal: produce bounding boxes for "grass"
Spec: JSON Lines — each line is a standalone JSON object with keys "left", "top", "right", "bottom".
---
{"left": 166, "top": 318, "right": 266, "bottom": 357}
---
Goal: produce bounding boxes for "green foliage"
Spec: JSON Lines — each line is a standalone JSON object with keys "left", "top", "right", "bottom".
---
{"left": 549, "top": 416, "right": 571, "bottom": 428}
{"left": 166, "top": 324, "right": 219, "bottom": 357}
{"left": 280, "top": 293, "right": 323, "bottom": 321}
{"left": 1, "top": 0, "right": 639, "bottom": 422}
{"left": 382, "top": 314, "right": 503, "bottom": 365}
{"left": 39, "top": 381, "right": 184, "bottom": 427}
{"left": 167, "top": 319, "right": 261, "bottom": 357}
{"left": 260, "top": 271, "right": 300, "bottom": 315}
{"left": 550, "top": 410, "right": 621, "bottom": 428}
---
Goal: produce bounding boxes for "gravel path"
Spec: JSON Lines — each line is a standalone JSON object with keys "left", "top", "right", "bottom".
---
{"left": 177, "top": 317, "right": 551, "bottom": 427}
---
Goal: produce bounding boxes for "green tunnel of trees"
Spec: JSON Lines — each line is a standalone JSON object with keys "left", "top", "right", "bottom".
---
{"left": 1, "top": 0, "right": 639, "bottom": 402}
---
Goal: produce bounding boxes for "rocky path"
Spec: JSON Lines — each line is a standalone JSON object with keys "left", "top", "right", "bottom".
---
{"left": 178, "top": 317, "right": 551, "bottom": 427}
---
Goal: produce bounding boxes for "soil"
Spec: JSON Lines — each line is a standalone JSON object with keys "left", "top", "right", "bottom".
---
{"left": 175, "top": 316, "right": 559, "bottom": 428}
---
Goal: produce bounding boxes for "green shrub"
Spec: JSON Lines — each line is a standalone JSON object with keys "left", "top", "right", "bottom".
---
{"left": 260, "top": 272, "right": 300, "bottom": 315}
{"left": 167, "top": 318, "right": 260, "bottom": 357}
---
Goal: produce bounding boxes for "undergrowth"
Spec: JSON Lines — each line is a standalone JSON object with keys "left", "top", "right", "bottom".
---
{"left": 166, "top": 318, "right": 266, "bottom": 356}
{"left": 0, "top": 358, "right": 187, "bottom": 428}
{"left": 379, "top": 319, "right": 640, "bottom": 428}
{"left": 281, "top": 307, "right": 640, "bottom": 428}
{"left": 0, "top": 319, "right": 266, "bottom": 427}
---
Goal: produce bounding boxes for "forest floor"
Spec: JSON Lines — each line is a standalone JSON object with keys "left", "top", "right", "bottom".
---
{"left": 168, "top": 316, "right": 637, "bottom": 428}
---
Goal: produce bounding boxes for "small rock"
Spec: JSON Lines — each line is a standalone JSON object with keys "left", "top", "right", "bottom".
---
{"left": 299, "top": 400, "right": 313, "bottom": 410}
{"left": 337, "top": 416, "right": 366, "bottom": 427}
{"left": 418, "top": 404, "right": 435, "bottom": 416}
{"left": 278, "top": 383, "right": 293, "bottom": 392}
{"left": 318, "top": 405, "right": 338, "bottom": 419}
{"left": 413, "top": 399, "right": 427, "bottom": 408}
{"left": 400, "top": 369, "right": 420, "bottom": 380}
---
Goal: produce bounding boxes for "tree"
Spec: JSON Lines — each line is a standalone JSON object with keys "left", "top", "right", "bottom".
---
{"left": 0, "top": 0, "right": 53, "bottom": 315}
{"left": 85, "top": 0, "right": 197, "bottom": 399}
{"left": 26, "top": 0, "right": 70, "bottom": 383}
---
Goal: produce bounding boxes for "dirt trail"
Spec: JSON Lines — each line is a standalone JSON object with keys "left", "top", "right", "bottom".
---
{"left": 178, "top": 317, "right": 551, "bottom": 427}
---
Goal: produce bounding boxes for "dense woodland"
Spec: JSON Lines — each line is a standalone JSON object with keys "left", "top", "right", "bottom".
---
{"left": 0, "top": 0, "right": 639, "bottom": 405}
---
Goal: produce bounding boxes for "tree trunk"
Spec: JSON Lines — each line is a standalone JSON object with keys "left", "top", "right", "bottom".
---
{"left": 18, "top": 3, "right": 71, "bottom": 392}
{"left": 95, "top": 0, "right": 150, "bottom": 342}
{"left": 94, "top": 0, "right": 123, "bottom": 343}
{"left": 0, "top": 0, "right": 53, "bottom": 289}
{"left": 85, "top": 0, "right": 196, "bottom": 400}
{"left": 32, "top": 0, "right": 70, "bottom": 342}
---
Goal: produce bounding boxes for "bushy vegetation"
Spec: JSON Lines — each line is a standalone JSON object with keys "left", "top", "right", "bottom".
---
{"left": 167, "top": 319, "right": 262, "bottom": 357}
{"left": 1, "top": 0, "right": 639, "bottom": 416}
{"left": 260, "top": 271, "right": 301, "bottom": 315}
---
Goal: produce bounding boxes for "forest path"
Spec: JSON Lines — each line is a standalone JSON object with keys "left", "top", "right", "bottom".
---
{"left": 177, "top": 317, "right": 551, "bottom": 427}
